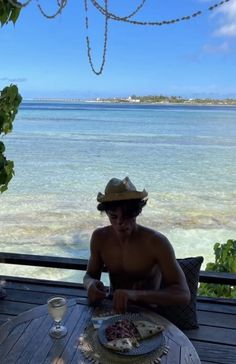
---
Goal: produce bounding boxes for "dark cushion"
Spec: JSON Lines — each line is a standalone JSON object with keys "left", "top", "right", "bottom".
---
{"left": 157, "top": 256, "right": 204, "bottom": 330}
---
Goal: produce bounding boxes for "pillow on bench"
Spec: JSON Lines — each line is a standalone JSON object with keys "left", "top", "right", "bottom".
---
{"left": 157, "top": 256, "right": 204, "bottom": 330}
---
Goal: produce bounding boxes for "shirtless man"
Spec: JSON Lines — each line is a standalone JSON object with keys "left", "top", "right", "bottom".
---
{"left": 83, "top": 177, "right": 190, "bottom": 313}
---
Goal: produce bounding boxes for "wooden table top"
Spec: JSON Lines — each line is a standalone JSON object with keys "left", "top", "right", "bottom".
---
{"left": 0, "top": 298, "right": 201, "bottom": 364}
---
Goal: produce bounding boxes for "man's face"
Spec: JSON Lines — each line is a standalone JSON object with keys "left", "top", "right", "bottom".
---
{"left": 106, "top": 206, "right": 136, "bottom": 236}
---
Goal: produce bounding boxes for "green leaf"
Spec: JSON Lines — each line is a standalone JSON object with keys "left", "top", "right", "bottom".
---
{"left": 0, "top": 185, "right": 8, "bottom": 193}
{"left": 0, "top": 142, "right": 5, "bottom": 153}
{"left": 5, "top": 160, "right": 14, "bottom": 174}
{"left": 9, "top": 6, "right": 21, "bottom": 24}
{"left": 0, "top": 84, "right": 22, "bottom": 193}
{"left": 205, "top": 262, "right": 216, "bottom": 271}
{"left": 8, "top": 84, "right": 18, "bottom": 100}
{"left": 200, "top": 239, "right": 236, "bottom": 298}
{"left": 0, "top": 1, "right": 22, "bottom": 26}
{"left": 0, "top": 168, "right": 7, "bottom": 185}
{"left": 0, "top": 9, "right": 9, "bottom": 25}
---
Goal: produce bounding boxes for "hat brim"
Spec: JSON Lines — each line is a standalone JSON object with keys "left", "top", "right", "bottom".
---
{"left": 97, "top": 189, "right": 148, "bottom": 203}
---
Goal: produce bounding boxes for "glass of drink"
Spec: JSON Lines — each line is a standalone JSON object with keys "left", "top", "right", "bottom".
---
{"left": 47, "top": 296, "right": 68, "bottom": 338}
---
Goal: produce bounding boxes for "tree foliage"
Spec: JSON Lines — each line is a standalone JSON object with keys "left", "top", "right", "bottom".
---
{"left": 0, "top": 84, "right": 22, "bottom": 193}
{"left": 199, "top": 239, "right": 236, "bottom": 298}
{"left": 0, "top": 0, "right": 21, "bottom": 26}
{"left": 0, "top": 2, "right": 22, "bottom": 193}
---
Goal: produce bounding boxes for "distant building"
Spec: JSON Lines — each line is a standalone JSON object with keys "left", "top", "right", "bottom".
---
{"left": 127, "top": 96, "right": 140, "bottom": 103}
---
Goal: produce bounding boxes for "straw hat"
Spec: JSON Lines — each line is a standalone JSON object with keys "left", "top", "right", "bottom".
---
{"left": 97, "top": 177, "right": 148, "bottom": 202}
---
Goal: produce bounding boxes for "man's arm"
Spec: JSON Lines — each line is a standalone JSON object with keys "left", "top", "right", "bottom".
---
{"left": 113, "top": 234, "right": 190, "bottom": 313}
{"left": 83, "top": 229, "right": 107, "bottom": 304}
{"left": 133, "top": 234, "right": 190, "bottom": 305}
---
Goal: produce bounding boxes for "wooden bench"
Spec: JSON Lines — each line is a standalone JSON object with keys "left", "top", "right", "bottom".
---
{"left": 0, "top": 252, "right": 236, "bottom": 364}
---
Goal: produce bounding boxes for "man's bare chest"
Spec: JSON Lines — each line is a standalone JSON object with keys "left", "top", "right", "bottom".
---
{"left": 101, "top": 243, "right": 155, "bottom": 275}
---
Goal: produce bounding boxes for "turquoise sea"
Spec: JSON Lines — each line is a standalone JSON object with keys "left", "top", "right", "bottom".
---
{"left": 1, "top": 102, "right": 236, "bottom": 281}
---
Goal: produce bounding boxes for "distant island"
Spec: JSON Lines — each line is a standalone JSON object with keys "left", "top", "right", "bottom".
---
{"left": 93, "top": 95, "right": 236, "bottom": 105}
{"left": 30, "top": 95, "right": 236, "bottom": 105}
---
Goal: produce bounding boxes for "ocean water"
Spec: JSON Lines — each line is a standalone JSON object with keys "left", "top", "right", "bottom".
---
{"left": 1, "top": 102, "right": 236, "bottom": 282}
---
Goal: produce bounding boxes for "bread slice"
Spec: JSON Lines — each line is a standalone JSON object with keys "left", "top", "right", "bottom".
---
{"left": 134, "top": 320, "right": 164, "bottom": 340}
{"left": 105, "top": 337, "right": 139, "bottom": 352}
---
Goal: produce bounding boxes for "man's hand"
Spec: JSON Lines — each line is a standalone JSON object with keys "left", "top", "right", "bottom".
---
{"left": 112, "top": 289, "right": 137, "bottom": 314}
{"left": 87, "top": 279, "right": 107, "bottom": 304}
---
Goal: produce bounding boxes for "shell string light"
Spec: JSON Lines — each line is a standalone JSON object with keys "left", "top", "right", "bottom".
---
{"left": 5, "top": 0, "right": 234, "bottom": 75}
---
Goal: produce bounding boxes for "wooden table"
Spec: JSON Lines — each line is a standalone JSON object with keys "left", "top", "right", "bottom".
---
{"left": 0, "top": 298, "right": 201, "bottom": 364}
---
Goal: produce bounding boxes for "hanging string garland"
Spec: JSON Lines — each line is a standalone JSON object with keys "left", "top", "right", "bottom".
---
{"left": 86, "top": 0, "right": 233, "bottom": 75}
{"left": 36, "top": 0, "right": 67, "bottom": 19}
{"left": 6, "top": 0, "right": 234, "bottom": 75}
{"left": 90, "top": 0, "right": 232, "bottom": 26}
{"left": 7, "top": 0, "right": 32, "bottom": 8}
{"left": 90, "top": 0, "right": 148, "bottom": 21}
{"left": 84, "top": 0, "right": 108, "bottom": 75}
{"left": 7, "top": 0, "right": 67, "bottom": 15}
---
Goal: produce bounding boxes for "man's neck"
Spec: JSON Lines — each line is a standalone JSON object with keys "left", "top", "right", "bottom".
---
{"left": 114, "top": 223, "right": 139, "bottom": 244}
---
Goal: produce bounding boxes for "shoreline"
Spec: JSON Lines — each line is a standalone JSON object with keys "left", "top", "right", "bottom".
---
{"left": 22, "top": 99, "right": 236, "bottom": 107}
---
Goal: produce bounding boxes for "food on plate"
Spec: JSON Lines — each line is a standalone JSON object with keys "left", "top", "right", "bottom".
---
{"left": 105, "top": 319, "right": 140, "bottom": 341}
{"left": 105, "top": 337, "right": 139, "bottom": 352}
{"left": 104, "top": 318, "right": 164, "bottom": 352}
{"left": 134, "top": 320, "right": 164, "bottom": 339}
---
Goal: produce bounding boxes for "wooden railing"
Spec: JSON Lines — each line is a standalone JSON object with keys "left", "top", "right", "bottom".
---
{"left": 1, "top": 252, "right": 236, "bottom": 285}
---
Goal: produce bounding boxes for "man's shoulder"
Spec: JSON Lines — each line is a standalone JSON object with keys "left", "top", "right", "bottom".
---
{"left": 137, "top": 227, "right": 174, "bottom": 262}
{"left": 90, "top": 226, "right": 111, "bottom": 250}
{"left": 92, "top": 226, "right": 112, "bottom": 238}
{"left": 139, "top": 225, "right": 168, "bottom": 242}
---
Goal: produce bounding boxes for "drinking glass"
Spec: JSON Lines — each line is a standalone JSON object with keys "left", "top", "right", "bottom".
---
{"left": 47, "top": 296, "right": 68, "bottom": 338}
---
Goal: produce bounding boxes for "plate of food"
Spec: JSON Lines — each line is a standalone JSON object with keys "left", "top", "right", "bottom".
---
{"left": 98, "top": 313, "right": 165, "bottom": 356}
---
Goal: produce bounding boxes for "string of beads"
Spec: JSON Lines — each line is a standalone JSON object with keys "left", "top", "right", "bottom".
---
{"left": 84, "top": 0, "right": 108, "bottom": 75}
{"left": 91, "top": 0, "right": 231, "bottom": 26}
{"left": 6, "top": 0, "right": 233, "bottom": 75}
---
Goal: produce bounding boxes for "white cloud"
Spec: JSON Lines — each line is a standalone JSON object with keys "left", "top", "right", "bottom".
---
{"left": 202, "top": 41, "right": 231, "bottom": 53}
{"left": 216, "top": 23, "right": 236, "bottom": 36}
{"left": 0, "top": 77, "right": 27, "bottom": 83}
{"left": 213, "top": 0, "right": 236, "bottom": 36}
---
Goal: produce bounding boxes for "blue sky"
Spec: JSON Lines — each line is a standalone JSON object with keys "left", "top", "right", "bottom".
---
{"left": 1, "top": 0, "right": 236, "bottom": 99}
